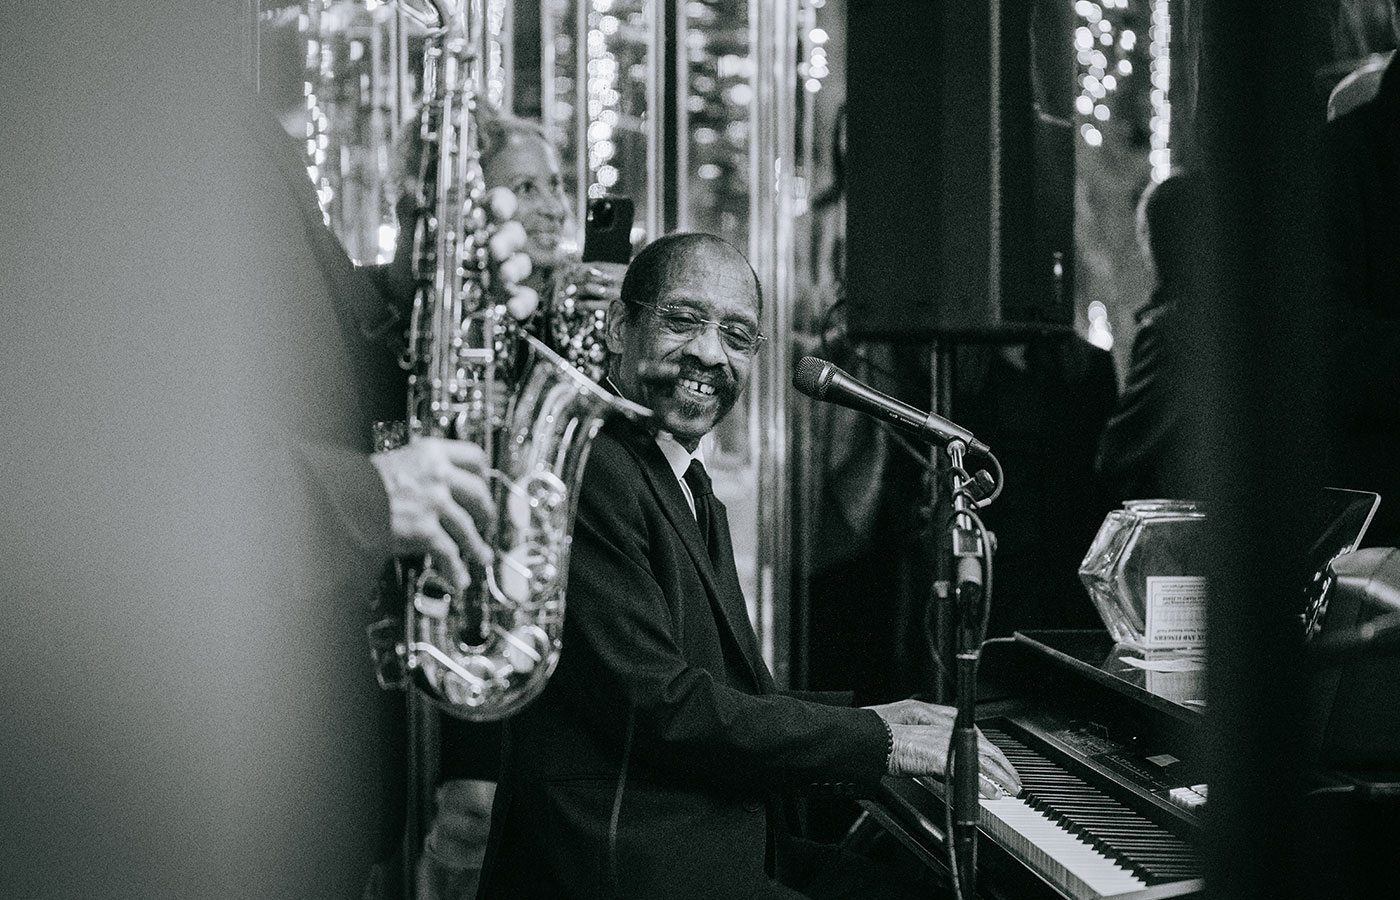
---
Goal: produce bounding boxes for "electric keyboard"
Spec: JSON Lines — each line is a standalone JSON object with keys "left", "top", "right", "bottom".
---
{"left": 858, "top": 631, "right": 1206, "bottom": 900}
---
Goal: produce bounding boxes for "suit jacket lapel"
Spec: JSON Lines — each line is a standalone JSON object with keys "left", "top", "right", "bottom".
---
{"left": 609, "top": 420, "right": 769, "bottom": 690}
{"left": 705, "top": 496, "right": 775, "bottom": 693}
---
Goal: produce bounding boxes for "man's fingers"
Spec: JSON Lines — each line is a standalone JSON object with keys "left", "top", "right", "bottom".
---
{"left": 437, "top": 500, "right": 493, "bottom": 570}
{"left": 424, "top": 525, "right": 471, "bottom": 591}
{"left": 978, "top": 742, "right": 1022, "bottom": 796}
{"left": 433, "top": 437, "right": 489, "bottom": 473}
{"left": 446, "top": 466, "right": 496, "bottom": 530}
{"left": 902, "top": 700, "right": 950, "bottom": 727}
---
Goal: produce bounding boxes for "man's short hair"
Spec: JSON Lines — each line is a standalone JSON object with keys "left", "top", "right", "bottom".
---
{"left": 619, "top": 232, "right": 763, "bottom": 321}
{"left": 1137, "top": 172, "right": 1202, "bottom": 281}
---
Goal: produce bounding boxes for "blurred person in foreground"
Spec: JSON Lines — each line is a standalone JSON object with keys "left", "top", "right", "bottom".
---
{"left": 476, "top": 232, "right": 1020, "bottom": 900}
{"left": 1, "top": 6, "right": 499, "bottom": 899}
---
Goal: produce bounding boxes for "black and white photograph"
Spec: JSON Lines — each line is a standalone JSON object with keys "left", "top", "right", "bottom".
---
{"left": 4, "top": 2, "right": 1399, "bottom": 898}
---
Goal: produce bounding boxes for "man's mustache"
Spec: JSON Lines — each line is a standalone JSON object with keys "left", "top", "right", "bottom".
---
{"left": 637, "top": 360, "right": 681, "bottom": 384}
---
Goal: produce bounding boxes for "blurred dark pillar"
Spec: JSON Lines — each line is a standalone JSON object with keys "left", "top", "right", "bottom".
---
{"left": 1188, "top": 2, "right": 1333, "bottom": 899}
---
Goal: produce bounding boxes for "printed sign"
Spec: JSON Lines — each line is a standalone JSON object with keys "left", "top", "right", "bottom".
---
{"left": 1144, "top": 576, "right": 1208, "bottom": 648}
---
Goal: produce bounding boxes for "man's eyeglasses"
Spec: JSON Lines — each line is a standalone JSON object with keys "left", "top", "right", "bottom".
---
{"left": 629, "top": 301, "right": 767, "bottom": 356}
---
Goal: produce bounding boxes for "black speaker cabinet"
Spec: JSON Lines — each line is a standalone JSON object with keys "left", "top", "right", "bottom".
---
{"left": 846, "top": 0, "right": 1075, "bottom": 340}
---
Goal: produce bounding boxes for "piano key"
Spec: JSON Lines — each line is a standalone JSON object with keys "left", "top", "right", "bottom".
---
{"left": 978, "top": 795, "right": 1150, "bottom": 899}
{"left": 965, "top": 726, "right": 1204, "bottom": 890}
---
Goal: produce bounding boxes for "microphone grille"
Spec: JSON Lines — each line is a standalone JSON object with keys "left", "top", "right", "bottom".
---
{"left": 793, "top": 356, "right": 831, "bottom": 399}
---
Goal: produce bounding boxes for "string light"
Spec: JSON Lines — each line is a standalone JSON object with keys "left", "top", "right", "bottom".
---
{"left": 1148, "top": 0, "right": 1171, "bottom": 182}
{"left": 584, "top": 0, "right": 621, "bottom": 198}
{"left": 801, "top": 1, "right": 829, "bottom": 94}
{"left": 1074, "top": 2, "right": 1122, "bottom": 147}
{"left": 487, "top": 0, "right": 508, "bottom": 108}
{"left": 303, "top": 8, "right": 333, "bottom": 228}
{"left": 1070, "top": 0, "right": 1156, "bottom": 152}
{"left": 1086, "top": 300, "right": 1114, "bottom": 350}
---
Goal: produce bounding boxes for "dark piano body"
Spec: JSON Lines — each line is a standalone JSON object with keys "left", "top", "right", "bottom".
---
{"left": 858, "top": 630, "right": 1208, "bottom": 900}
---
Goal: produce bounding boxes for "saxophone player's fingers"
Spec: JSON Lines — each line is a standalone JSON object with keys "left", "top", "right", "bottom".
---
{"left": 489, "top": 221, "right": 527, "bottom": 262}
{"left": 424, "top": 522, "right": 473, "bottom": 591}
{"left": 448, "top": 481, "right": 498, "bottom": 551}
{"left": 438, "top": 501, "right": 493, "bottom": 572}
{"left": 437, "top": 437, "right": 489, "bottom": 475}
{"left": 497, "top": 251, "right": 533, "bottom": 286}
{"left": 446, "top": 465, "right": 496, "bottom": 529}
{"left": 506, "top": 285, "right": 540, "bottom": 321}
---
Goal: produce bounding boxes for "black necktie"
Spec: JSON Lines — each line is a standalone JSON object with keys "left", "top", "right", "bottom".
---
{"left": 682, "top": 457, "right": 771, "bottom": 690}
{"left": 684, "top": 459, "right": 714, "bottom": 551}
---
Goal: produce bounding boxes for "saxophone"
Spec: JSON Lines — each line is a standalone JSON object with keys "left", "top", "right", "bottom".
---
{"left": 367, "top": 0, "right": 646, "bottom": 722}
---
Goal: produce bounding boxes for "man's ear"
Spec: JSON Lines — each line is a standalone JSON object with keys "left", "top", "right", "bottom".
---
{"left": 604, "top": 299, "right": 628, "bottom": 353}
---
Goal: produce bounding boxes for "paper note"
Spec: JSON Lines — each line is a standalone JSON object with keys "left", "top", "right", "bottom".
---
{"left": 1144, "top": 576, "right": 1208, "bottom": 647}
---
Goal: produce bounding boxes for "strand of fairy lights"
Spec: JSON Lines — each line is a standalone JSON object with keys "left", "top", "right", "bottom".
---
{"left": 303, "top": 6, "right": 334, "bottom": 226}
{"left": 1073, "top": 0, "right": 1136, "bottom": 149}
{"left": 584, "top": 0, "right": 621, "bottom": 198}
{"left": 801, "top": 0, "right": 829, "bottom": 96}
{"left": 487, "top": 0, "right": 507, "bottom": 108}
{"left": 1148, "top": 0, "right": 1171, "bottom": 182}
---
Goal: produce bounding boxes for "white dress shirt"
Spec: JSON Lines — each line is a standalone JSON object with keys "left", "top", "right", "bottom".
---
{"left": 603, "top": 375, "right": 707, "bottom": 520}
{"left": 654, "top": 431, "right": 706, "bottom": 520}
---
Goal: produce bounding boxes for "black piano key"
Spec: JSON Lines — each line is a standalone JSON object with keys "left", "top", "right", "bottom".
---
{"left": 979, "top": 726, "right": 1203, "bottom": 886}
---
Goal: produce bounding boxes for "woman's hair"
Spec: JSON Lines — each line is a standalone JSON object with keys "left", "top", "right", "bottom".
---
{"left": 477, "top": 112, "right": 553, "bottom": 174}
{"left": 393, "top": 105, "right": 553, "bottom": 195}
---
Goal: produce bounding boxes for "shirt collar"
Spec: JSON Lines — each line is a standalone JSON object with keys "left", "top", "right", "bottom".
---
{"left": 604, "top": 375, "right": 707, "bottom": 480}
{"left": 654, "top": 430, "right": 704, "bottom": 482}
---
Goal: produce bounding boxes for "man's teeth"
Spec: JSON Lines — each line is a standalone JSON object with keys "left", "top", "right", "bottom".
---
{"left": 678, "top": 377, "right": 716, "bottom": 396}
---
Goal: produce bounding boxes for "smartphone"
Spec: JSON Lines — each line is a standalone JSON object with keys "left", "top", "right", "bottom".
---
{"left": 581, "top": 196, "right": 635, "bottom": 265}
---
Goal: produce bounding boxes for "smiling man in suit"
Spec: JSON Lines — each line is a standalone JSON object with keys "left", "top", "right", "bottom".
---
{"left": 477, "top": 232, "right": 1019, "bottom": 899}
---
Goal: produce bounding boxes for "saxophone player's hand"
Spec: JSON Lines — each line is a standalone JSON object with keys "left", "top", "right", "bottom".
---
{"left": 371, "top": 437, "right": 496, "bottom": 588}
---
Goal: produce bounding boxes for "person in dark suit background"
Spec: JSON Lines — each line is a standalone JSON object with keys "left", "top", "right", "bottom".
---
{"left": 1095, "top": 172, "right": 1205, "bottom": 505}
{"left": 476, "top": 232, "right": 1020, "bottom": 900}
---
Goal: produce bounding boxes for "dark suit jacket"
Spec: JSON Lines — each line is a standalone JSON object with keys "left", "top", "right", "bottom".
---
{"left": 1095, "top": 294, "right": 1192, "bottom": 504}
{"left": 478, "top": 416, "right": 890, "bottom": 900}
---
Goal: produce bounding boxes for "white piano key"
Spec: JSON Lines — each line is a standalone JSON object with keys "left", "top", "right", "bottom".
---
{"left": 978, "top": 795, "right": 1149, "bottom": 900}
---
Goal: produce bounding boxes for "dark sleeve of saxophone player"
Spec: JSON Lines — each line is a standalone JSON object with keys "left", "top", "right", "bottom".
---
{"left": 287, "top": 435, "right": 496, "bottom": 593}
{"left": 289, "top": 437, "right": 395, "bottom": 567}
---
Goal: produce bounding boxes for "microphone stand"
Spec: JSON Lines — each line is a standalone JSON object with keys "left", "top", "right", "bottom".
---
{"left": 946, "top": 438, "right": 987, "bottom": 900}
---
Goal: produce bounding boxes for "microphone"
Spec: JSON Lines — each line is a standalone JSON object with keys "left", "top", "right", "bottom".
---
{"left": 793, "top": 356, "right": 990, "bottom": 455}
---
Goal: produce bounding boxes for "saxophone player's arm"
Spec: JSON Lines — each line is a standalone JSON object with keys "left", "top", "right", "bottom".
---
{"left": 370, "top": 437, "right": 497, "bottom": 587}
